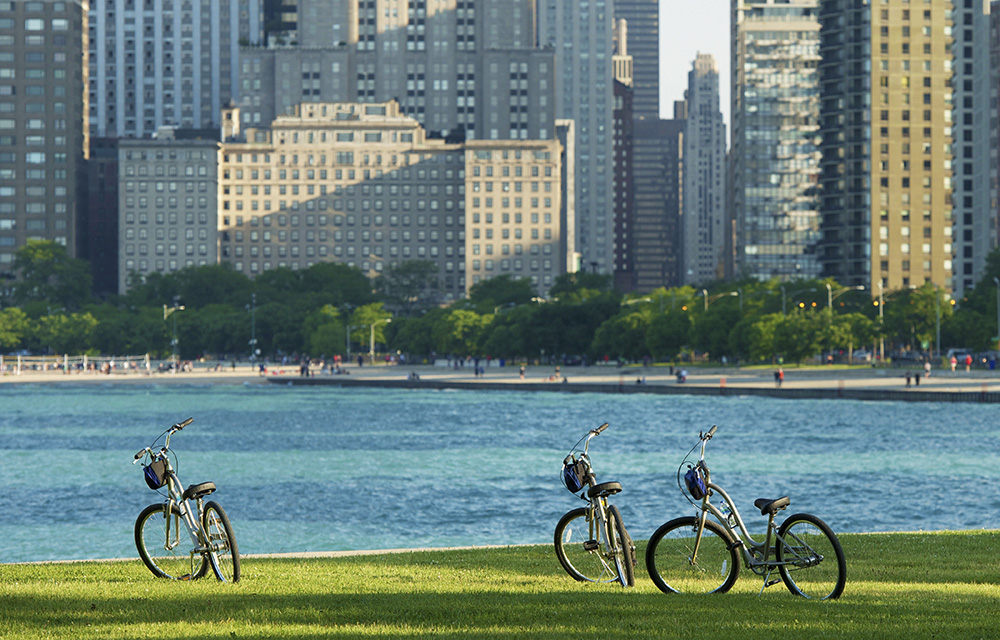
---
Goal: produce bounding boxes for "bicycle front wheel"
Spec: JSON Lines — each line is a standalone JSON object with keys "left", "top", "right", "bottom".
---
{"left": 645, "top": 516, "right": 739, "bottom": 594}
{"left": 607, "top": 504, "right": 635, "bottom": 587}
{"left": 135, "top": 503, "right": 208, "bottom": 580}
{"left": 554, "top": 507, "right": 620, "bottom": 583}
{"left": 203, "top": 501, "right": 241, "bottom": 583}
{"left": 776, "top": 513, "right": 845, "bottom": 599}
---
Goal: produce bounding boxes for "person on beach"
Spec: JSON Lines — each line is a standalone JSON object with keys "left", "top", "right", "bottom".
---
{"left": 965, "top": 353, "right": 973, "bottom": 372}
{"left": 924, "top": 360, "right": 931, "bottom": 378}
{"left": 951, "top": 355, "right": 958, "bottom": 372}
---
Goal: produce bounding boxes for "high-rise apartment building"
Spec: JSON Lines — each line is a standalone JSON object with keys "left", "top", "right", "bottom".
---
{"left": 614, "top": 0, "right": 659, "bottom": 120}
{"left": 87, "top": 0, "right": 264, "bottom": 138}
{"left": 950, "top": 0, "right": 993, "bottom": 296}
{"left": 731, "top": 0, "right": 822, "bottom": 283}
{"left": 612, "top": 19, "right": 635, "bottom": 291}
{"left": 117, "top": 129, "right": 219, "bottom": 293}
{"left": 818, "top": 1, "right": 955, "bottom": 295}
{"left": 633, "top": 108, "right": 685, "bottom": 291}
{"left": 238, "top": 0, "right": 554, "bottom": 143}
{"left": 538, "top": 0, "right": 616, "bottom": 275}
{"left": 0, "top": 0, "right": 88, "bottom": 271}
{"left": 214, "top": 101, "right": 567, "bottom": 299}
{"left": 682, "top": 54, "right": 727, "bottom": 286}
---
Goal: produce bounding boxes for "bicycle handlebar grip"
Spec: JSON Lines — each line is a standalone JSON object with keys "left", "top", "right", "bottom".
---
{"left": 594, "top": 422, "right": 610, "bottom": 435}
{"left": 705, "top": 424, "right": 717, "bottom": 439}
{"left": 175, "top": 417, "right": 194, "bottom": 430}
{"left": 133, "top": 449, "right": 146, "bottom": 460}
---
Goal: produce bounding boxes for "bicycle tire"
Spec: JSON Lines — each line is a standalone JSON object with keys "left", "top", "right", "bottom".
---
{"left": 607, "top": 504, "right": 635, "bottom": 587}
{"left": 645, "top": 516, "right": 739, "bottom": 594}
{"left": 553, "top": 507, "right": 620, "bottom": 583}
{"left": 135, "top": 503, "right": 209, "bottom": 580}
{"left": 776, "top": 513, "right": 845, "bottom": 600}
{"left": 203, "top": 501, "right": 241, "bottom": 583}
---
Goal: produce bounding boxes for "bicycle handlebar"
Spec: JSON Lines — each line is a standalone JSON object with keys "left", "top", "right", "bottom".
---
{"left": 703, "top": 425, "right": 717, "bottom": 440}
{"left": 593, "top": 422, "right": 610, "bottom": 435}
{"left": 173, "top": 417, "right": 194, "bottom": 431}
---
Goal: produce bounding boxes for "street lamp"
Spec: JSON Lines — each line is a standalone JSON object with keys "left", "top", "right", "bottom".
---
{"left": 163, "top": 296, "right": 185, "bottom": 366}
{"left": 780, "top": 286, "right": 817, "bottom": 315}
{"left": 826, "top": 283, "right": 865, "bottom": 310}
{"left": 247, "top": 293, "right": 257, "bottom": 364}
{"left": 994, "top": 277, "right": 1000, "bottom": 350}
{"left": 702, "top": 289, "right": 738, "bottom": 311}
{"left": 369, "top": 318, "right": 392, "bottom": 365}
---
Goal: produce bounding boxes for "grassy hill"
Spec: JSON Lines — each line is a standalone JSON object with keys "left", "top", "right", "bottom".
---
{"left": 3, "top": 531, "right": 999, "bottom": 639}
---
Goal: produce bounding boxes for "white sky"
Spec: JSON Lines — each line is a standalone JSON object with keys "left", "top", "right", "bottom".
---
{"left": 658, "top": 0, "right": 731, "bottom": 126}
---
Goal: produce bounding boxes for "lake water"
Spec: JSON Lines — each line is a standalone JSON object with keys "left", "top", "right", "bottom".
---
{"left": 2, "top": 382, "right": 999, "bottom": 563}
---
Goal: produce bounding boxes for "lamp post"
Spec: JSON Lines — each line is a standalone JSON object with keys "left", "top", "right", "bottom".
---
{"left": 369, "top": 318, "right": 392, "bottom": 365}
{"left": 247, "top": 293, "right": 257, "bottom": 364}
{"left": 702, "top": 289, "right": 738, "bottom": 311}
{"left": 780, "top": 286, "right": 817, "bottom": 315}
{"left": 163, "top": 296, "right": 184, "bottom": 366}
{"left": 994, "top": 277, "right": 1000, "bottom": 350}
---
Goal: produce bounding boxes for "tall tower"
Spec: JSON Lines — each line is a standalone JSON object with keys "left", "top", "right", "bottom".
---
{"left": 0, "top": 0, "right": 88, "bottom": 268}
{"left": 682, "top": 54, "right": 727, "bottom": 286}
{"left": 612, "top": 19, "right": 635, "bottom": 291}
{"left": 950, "top": 0, "right": 993, "bottom": 296}
{"left": 731, "top": 0, "right": 822, "bottom": 282}
{"left": 87, "top": 0, "right": 264, "bottom": 138}
{"left": 538, "top": 0, "right": 616, "bottom": 274}
{"left": 238, "top": 0, "right": 554, "bottom": 143}
{"left": 818, "top": 1, "right": 955, "bottom": 295}
{"left": 614, "top": 0, "right": 659, "bottom": 120}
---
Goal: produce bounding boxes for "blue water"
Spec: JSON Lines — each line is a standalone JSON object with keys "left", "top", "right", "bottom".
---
{"left": 2, "top": 382, "right": 999, "bottom": 563}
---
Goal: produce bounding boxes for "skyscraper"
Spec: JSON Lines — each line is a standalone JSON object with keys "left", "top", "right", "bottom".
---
{"left": 238, "top": 0, "right": 554, "bottom": 143}
{"left": 949, "top": 0, "right": 993, "bottom": 296}
{"left": 87, "top": 0, "right": 264, "bottom": 138}
{"left": 538, "top": 0, "right": 616, "bottom": 274}
{"left": 682, "top": 54, "right": 727, "bottom": 286}
{"left": 731, "top": 0, "right": 822, "bottom": 282}
{"left": 818, "top": 1, "right": 955, "bottom": 295}
{"left": 614, "top": 0, "right": 659, "bottom": 120}
{"left": 0, "top": 0, "right": 88, "bottom": 269}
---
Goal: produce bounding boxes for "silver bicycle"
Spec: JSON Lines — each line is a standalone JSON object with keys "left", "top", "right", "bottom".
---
{"left": 554, "top": 423, "right": 636, "bottom": 587}
{"left": 132, "top": 418, "right": 240, "bottom": 582}
{"left": 645, "top": 425, "right": 845, "bottom": 599}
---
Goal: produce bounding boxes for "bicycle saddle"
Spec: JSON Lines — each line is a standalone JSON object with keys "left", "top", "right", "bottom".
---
{"left": 587, "top": 481, "right": 622, "bottom": 499}
{"left": 753, "top": 496, "right": 790, "bottom": 516}
{"left": 182, "top": 482, "right": 217, "bottom": 501}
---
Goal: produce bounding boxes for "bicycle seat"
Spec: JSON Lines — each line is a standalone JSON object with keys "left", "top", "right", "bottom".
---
{"left": 182, "top": 482, "right": 217, "bottom": 501}
{"left": 754, "top": 496, "right": 790, "bottom": 516}
{"left": 587, "top": 481, "right": 622, "bottom": 499}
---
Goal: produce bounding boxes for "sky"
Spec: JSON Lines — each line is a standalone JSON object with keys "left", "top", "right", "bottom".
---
{"left": 658, "top": 0, "right": 731, "bottom": 125}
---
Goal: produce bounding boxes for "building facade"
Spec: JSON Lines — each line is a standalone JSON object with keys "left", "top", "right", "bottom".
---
{"left": 950, "top": 0, "right": 994, "bottom": 296}
{"left": 537, "top": 0, "right": 616, "bottom": 275}
{"left": 818, "top": 0, "right": 955, "bottom": 295}
{"left": 731, "top": 0, "right": 822, "bottom": 283}
{"left": 117, "top": 130, "right": 219, "bottom": 293}
{"left": 613, "top": 0, "right": 659, "bottom": 120}
{"left": 87, "top": 0, "right": 264, "bottom": 138}
{"left": 236, "top": 0, "right": 554, "bottom": 143}
{"left": 612, "top": 19, "right": 635, "bottom": 291}
{"left": 216, "top": 101, "right": 566, "bottom": 299}
{"left": 682, "top": 54, "right": 727, "bottom": 286}
{"left": 632, "top": 111, "right": 685, "bottom": 291}
{"left": 0, "top": 0, "right": 88, "bottom": 270}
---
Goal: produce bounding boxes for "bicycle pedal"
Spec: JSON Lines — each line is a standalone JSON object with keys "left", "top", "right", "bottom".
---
{"left": 764, "top": 579, "right": 781, "bottom": 589}
{"left": 583, "top": 540, "right": 600, "bottom": 552}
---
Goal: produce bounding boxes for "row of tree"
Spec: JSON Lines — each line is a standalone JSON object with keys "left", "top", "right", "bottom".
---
{"left": 3, "top": 240, "right": 1000, "bottom": 365}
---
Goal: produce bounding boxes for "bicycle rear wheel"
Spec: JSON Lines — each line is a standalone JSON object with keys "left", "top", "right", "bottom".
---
{"left": 776, "top": 513, "right": 845, "bottom": 599}
{"left": 203, "top": 501, "right": 241, "bottom": 583}
{"left": 554, "top": 507, "right": 620, "bottom": 583}
{"left": 135, "top": 503, "right": 208, "bottom": 580}
{"left": 607, "top": 504, "right": 635, "bottom": 587}
{"left": 645, "top": 516, "right": 739, "bottom": 594}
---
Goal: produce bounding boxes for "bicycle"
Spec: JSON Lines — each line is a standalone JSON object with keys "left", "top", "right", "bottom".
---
{"left": 554, "top": 422, "right": 636, "bottom": 587}
{"left": 132, "top": 417, "right": 241, "bottom": 582}
{"left": 645, "top": 425, "right": 845, "bottom": 599}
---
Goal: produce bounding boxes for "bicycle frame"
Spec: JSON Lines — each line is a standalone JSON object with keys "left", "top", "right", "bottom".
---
{"left": 137, "top": 426, "right": 219, "bottom": 575}
{"left": 687, "top": 430, "right": 798, "bottom": 582}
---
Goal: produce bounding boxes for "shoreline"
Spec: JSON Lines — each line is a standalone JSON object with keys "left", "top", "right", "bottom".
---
{"left": 5, "top": 361, "right": 1000, "bottom": 402}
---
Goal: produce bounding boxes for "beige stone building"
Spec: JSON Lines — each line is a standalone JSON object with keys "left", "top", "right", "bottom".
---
{"left": 218, "top": 101, "right": 567, "bottom": 299}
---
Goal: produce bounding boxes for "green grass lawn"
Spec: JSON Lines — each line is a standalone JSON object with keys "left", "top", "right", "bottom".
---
{"left": 3, "top": 531, "right": 1000, "bottom": 639}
